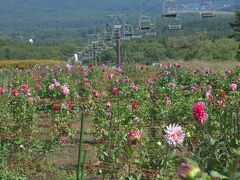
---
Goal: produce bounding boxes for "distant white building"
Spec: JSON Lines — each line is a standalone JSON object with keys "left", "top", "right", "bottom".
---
{"left": 29, "top": 38, "right": 34, "bottom": 44}
{"left": 74, "top": 53, "right": 78, "bottom": 62}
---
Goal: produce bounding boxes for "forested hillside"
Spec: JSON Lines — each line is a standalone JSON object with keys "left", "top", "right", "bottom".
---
{"left": 0, "top": 0, "right": 239, "bottom": 62}
{"left": 0, "top": 0, "right": 238, "bottom": 41}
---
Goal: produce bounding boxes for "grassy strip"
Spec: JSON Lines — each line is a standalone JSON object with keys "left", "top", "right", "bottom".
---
{"left": 0, "top": 60, "right": 67, "bottom": 69}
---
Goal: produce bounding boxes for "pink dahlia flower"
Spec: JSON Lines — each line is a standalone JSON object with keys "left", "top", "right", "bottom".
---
{"left": 21, "top": 84, "right": 29, "bottom": 94}
{"left": 229, "top": 83, "right": 237, "bottom": 91}
{"left": 163, "top": 96, "right": 171, "bottom": 105}
{"left": 84, "top": 82, "right": 91, "bottom": 89}
{"left": 54, "top": 82, "right": 60, "bottom": 87}
{"left": 112, "top": 87, "right": 119, "bottom": 95}
{"left": 164, "top": 124, "right": 185, "bottom": 147}
{"left": 48, "top": 84, "right": 54, "bottom": 91}
{"left": 147, "top": 79, "right": 154, "bottom": 85}
{"left": 12, "top": 89, "right": 19, "bottom": 96}
{"left": 206, "top": 92, "right": 214, "bottom": 100}
{"left": 131, "top": 84, "right": 139, "bottom": 91}
{"left": 105, "top": 112, "right": 112, "bottom": 119}
{"left": 127, "top": 130, "right": 142, "bottom": 145}
{"left": 61, "top": 85, "right": 70, "bottom": 96}
{"left": 192, "top": 102, "right": 207, "bottom": 123}
{"left": 59, "top": 136, "right": 68, "bottom": 145}
{"left": 0, "top": 87, "right": 6, "bottom": 94}
{"left": 191, "top": 86, "right": 197, "bottom": 93}
{"left": 164, "top": 70, "right": 169, "bottom": 76}
{"left": 107, "top": 73, "right": 114, "bottom": 79}
{"left": 93, "top": 90, "right": 100, "bottom": 98}
{"left": 179, "top": 85, "right": 185, "bottom": 91}
{"left": 66, "top": 101, "right": 73, "bottom": 110}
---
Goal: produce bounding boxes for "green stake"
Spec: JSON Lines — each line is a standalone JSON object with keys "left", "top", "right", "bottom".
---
{"left": 77, "top": 112, "right": 84, "bottom": 180}
{"left": 81, "top": 150, "right": 87, "bottom": 180}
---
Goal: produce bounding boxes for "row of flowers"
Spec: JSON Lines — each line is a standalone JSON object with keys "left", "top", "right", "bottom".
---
{"left": 0, "top": 63, "right": 239, "bottom": 179}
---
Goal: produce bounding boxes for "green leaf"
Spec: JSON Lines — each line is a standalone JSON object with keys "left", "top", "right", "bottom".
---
{"left": 210, "top": 137, "right": 217, "bottom": 145}
{"left": 210, "top": 171, "right": 228, "bottom": 179}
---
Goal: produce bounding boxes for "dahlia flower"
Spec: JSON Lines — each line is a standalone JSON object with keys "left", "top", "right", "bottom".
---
{"left": 0, "top": 87, "right": 6, "bottom": 94}
{"left": 163, "top": 96, "right": 171, "bottom": 105}
{"left": 53, "top": 104, "right": 61, "bottom": 111}
{"left": 229, "top": 83, "right": 237, "bottom": 91}
{"left": 164, "top": 124, "right": 185, "bottom": 147}
{"left": 178, "top": 160, "right": 201, "bottom": 179}
{"left": 61, "top": 85, "right": 70, "bottom": 96}
{"left": 21, "top": 84, "right": 29, "bottom": 94}
{"left": 53, "top": 79, "right": 60, "bottom": 87}
{"left": 128, "top": 130, "right": 142, "bottom": 145}
{"left": 192, "top": 102, "right": 207, "bottom": 123}
{"left": 12, "top": 89, "right": 19, "bottom": 96}
{"left": 93, "top": 90, "right": 100, "bottom": 98}
{"left": 112, "top": 87, "right": 118, "bottom": 95}
{"left": 48, "top": 84, "right": 54, "bottom": 91}
{"left": 59, "top": 136, "right": 68, "bottom": 145}
{"left": 131, "top": 101, "right": 138, "bottom": 110}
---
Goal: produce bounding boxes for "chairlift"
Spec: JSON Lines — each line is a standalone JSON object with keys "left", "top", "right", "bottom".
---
{"left": 163, "top": 0, "right": 179, "bottom": 19}
{"left": 146, "top": 17, "right": 157, "bottom": 37}
{"left": 112, "top": 26, "right": 121, "bottom": 40}
{"left": 146, "top": 31, "right": 157, "bottom": 37}
{"left": 92, "top": 41, "right": 98, "bottom": 50}
{"left": 104, "top": 32, "right": 112, "bottom": 41}
{"left": 146, "top": 25, "right": 157, "bottom": 37}
{"left": 132, "top": 27, "right": 143, "bottom": 39}
{"left": 123, "top": 23, "right": 134, "bottom": 37}
{"left": 167, "top": 18, "right": 182, "bottom": 30}
{"left": 200, "top": 0, "right": 215, "bottom": 17}
{"left": 96, "top": 38, "right": 105, "bottom": 48}
{"left": 83, "top": 47, "right": 93, "bottom": 59}
{"left": 106, "top": 46, "right": 113, "bottom": 50}
{"left": 104, "top": 24, "right": 112, "bottom": 41}
{"left": 139, "top": 15, "right": 152, "bottom": 31}
{"left": 132, "top": 35, "right": 142, "bottom": 39}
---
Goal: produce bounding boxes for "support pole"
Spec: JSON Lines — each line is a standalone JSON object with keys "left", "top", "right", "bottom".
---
{"left": 116, "top": 39, "right": 121, "bottom": 67}
{"left": 93, "top": 43, "right": 97, "bottom": 66}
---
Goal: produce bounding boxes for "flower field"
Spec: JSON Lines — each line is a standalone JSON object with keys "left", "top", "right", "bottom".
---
{"left": 0, "top": 62, "right": 239, "bottom": 179}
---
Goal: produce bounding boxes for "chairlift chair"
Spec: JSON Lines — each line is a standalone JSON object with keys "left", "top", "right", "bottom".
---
{"left": 132, "top": 35, "right": 142, "bottom": 39}
{"left": 168, "top": 18, "right": 182, "bottom": 30}
{"left": 163, "top": 0, "right": 179, "bottom": 19}
{"left": 168, "top": 24, "right": 181, "bottom": 30}
{"left": 83, "top": 47, "right": 93, "bottom": 59}
{"left": 132, "top": 27, "right": 143, "bottom": 39}
{"left": 104, "top": 32, "right": 112, "bottom": 41}
{"left": 104, "top": 24, "right": 112, "bottom": 41}
{"left": 77, "top": 52, "right": 83, "bottom": 59}
{"left": 123, "top": 24, "right": 134, "bottom": 37}
{"left": 146, "top": 25, "right": 157, "bottom": 37}
{"left": 92, "top": 41, "right": 98, "bottom": 50}
{"left": 146, "top": 18, "right": 157, "bottom": 37}
{"left": 96, "top": 40, "right": 105, "bottom": 50}
{"left": 122, "top": 36, "right": 131, "bottom": 41}
{"left": 112, "top": 26, "right": 121, "bottom": 40}
{"left": 200, "top": 0, "right": 215, "bottom": 17}
{"left": 122, "top": 23, "right": 134, "bottom": 40}
{"left": 139, "top": 15, "right": 152, "bottom": 31}
{"left": 146, "top": 31, "right": 157, "bottom": 37}
{"left": 106, "top": 46, "right": 113, "bottom": 50}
